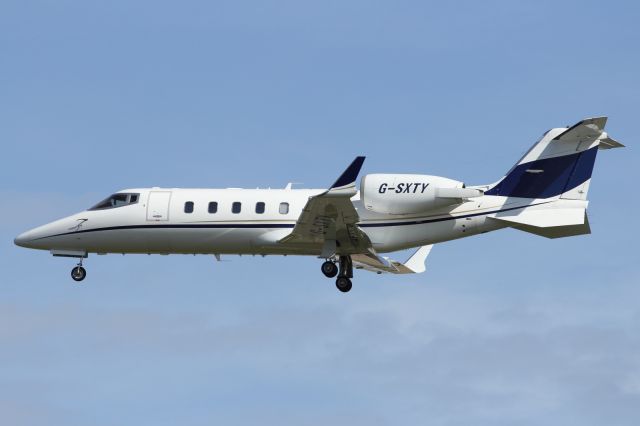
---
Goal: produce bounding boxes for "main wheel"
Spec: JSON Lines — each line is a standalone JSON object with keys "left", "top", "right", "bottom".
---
{"left": 321, "top": 261, "right": 338, "bottom": 278}
{"left": 335, "top": 276, "right": 352, "bottom": 293}
{"left": 71, "top": 266, "right": 86, "bottom": 282}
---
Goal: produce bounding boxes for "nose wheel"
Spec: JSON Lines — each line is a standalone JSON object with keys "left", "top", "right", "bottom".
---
{"left": 71, "top": 259, "right": 87, "bottom": 282}
{"left": 71, "top": 266, "right": 86, "bottom": 281}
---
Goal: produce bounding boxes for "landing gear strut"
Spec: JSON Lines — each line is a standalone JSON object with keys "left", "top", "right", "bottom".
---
{"left": 71, "top": 258, "right": 86, "bottom": 282}
{"left": 335, "top": 255, "right": 353, "bottom": 293}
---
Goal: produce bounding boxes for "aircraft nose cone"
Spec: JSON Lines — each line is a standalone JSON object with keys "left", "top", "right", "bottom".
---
{"left": 14, "top": 228, "right": 42, "bottom": 248}
{"left": 14, "top": 231, "right": 32, "bottom": 247}
{"left": 15, "top": 218, "right": 74, "bottom": 250}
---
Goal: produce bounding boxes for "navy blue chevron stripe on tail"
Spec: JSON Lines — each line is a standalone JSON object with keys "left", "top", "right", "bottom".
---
{"left": 485, "top": 146, "right": 598, "bottom": 199}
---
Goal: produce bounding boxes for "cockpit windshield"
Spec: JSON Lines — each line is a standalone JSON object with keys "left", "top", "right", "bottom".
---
{"left": 89, "top": 193, "right": 140, "bottom": 210}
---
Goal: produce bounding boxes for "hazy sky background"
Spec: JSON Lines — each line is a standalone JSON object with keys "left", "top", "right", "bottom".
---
{"left": 1, "top": 1, "right": 639, "bottom": 425}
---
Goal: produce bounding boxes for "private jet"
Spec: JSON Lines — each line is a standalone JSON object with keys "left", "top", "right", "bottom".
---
{"left": 15, "top": 117, "right": 623, "bottom": 292}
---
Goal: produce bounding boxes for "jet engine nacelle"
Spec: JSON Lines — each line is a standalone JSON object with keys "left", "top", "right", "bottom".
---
{"left": 361, "top": 174, "right": 482, "bottom": 215}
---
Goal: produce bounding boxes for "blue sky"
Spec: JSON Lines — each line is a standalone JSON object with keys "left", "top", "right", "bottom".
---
{"left": 1, "top": 1, "right": 639, "bottom": 425}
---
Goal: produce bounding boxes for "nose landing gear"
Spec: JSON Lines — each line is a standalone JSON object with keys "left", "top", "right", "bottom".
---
{"left": 71, "top": 259, "right": 87, "bottom": 282}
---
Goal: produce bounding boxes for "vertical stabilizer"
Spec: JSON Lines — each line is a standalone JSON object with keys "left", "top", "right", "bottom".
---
{"left": 485, "top": 117, "right": 622, "bottom": 200}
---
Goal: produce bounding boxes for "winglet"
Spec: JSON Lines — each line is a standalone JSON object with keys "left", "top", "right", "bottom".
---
{"left": 352, "top": 244, "right": 434, "bottom": 274}
{"left": 397, "top": 245, "right": 433, "bottom": 273}
{"left": 330, "top": 156, "right": 366, "bottom": 190}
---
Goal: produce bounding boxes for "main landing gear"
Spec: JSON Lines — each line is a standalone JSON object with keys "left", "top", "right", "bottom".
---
{"left": 336, "top": 276, "right": 352, "bottom": 293}
{"left": 321, "top": 260, "right": 339, "bottom": 278}
{"left": 321, "top": 256, "right": 353, "bottom": 293}
{"left": 71, "top": 258, "right": 87, "bottom": 282}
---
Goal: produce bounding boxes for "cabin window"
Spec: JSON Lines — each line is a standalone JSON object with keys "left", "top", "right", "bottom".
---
{"left": 256, "top": 202, "right": 265, "bottom": 214}
{"left": 232, "top": 202, "right": 242, "bottom": 214}
{"left": 279, "top": 202, "right": 289, "bottom": 214}
{"left": 208, "top": 202, "right": 218, "bottom": 214}
{"left": 184, "top": 201, "right": 194, "bottom": 213}
{"left": 89, "top": 193, "right": 140, "bottom": 210}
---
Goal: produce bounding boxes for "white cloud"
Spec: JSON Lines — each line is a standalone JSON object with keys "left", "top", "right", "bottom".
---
{"left": 1, "top": 280, "right": 640, "bottom": 426}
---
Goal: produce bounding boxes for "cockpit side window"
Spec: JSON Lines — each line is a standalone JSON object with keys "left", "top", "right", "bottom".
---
{"left": 112, "top": 193, "right": 129, "bottom": 207}
{"left": 89, "top": 193, "right": 140, "bottom": 210}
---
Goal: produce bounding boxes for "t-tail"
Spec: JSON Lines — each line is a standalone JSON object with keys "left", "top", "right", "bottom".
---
{"left": 484, "top": 117, "right": 624, "bottom": 238}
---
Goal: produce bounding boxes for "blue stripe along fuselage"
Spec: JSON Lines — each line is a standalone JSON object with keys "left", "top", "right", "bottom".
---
{"left": 484, "top": 146, "right": 597, "bottom": 199}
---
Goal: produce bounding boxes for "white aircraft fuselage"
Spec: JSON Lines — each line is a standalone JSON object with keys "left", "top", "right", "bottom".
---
{"left": 15, "top": 187, "right": 514, "bottom": 255}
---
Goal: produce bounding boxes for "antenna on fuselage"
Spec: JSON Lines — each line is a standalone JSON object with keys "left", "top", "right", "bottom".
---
{"left": 285, "top": 182, "right": 302, "bottom": 190}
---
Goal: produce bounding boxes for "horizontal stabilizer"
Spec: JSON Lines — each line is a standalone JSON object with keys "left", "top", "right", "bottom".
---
{"left": 352, "top": 245, "right": 433, "bottom": 274}
{"left": 553, "top": 116, "right": 607, "bottom": 142}
{"left": 490, "top": 206, "right": 591, "bottom": 239}
{"left": 492, "top": 208, "right": 586, "bottom": 228}
{"left": 552, "top": 117, "right": 623, "bottom": 150}
{"left": 498, "top": 212, "right": 591, "bottom": 239}
{"left": 598, "top": 135, "right": 625, "bottom": 150}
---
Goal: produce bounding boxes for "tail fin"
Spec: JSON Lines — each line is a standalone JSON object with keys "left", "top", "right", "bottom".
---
{"left": 485, "top": 117, "right": 623, "bottom": 239}
{"left": 485, "top": 117, "right": 623, "bottom": 200}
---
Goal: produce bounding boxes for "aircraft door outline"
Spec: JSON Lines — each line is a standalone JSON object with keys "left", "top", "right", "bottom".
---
{"left": 146, "top": 191, "right": 172, "bottom": 221}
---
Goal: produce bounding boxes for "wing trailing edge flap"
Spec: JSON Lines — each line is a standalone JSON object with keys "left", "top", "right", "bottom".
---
{"left": 352, "top": 245, "right": 434, "bottom": 275}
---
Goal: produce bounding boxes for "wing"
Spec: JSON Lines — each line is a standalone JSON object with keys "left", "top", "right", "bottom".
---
{"left": 352, "top": 245, "right": 434, "bottom": 274}
{"left": 279, "top": 157, "right": 370, "bottom": 257}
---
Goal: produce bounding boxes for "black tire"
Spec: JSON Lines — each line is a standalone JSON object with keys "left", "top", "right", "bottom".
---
{"left": 71, "top": 266, "right": 86, "bottom": 282}
{"left": 335, "top": 277, "right": 352, "bottom": 293}
{"left": 321, "top": 261, "right": 338, "bottom": 278}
